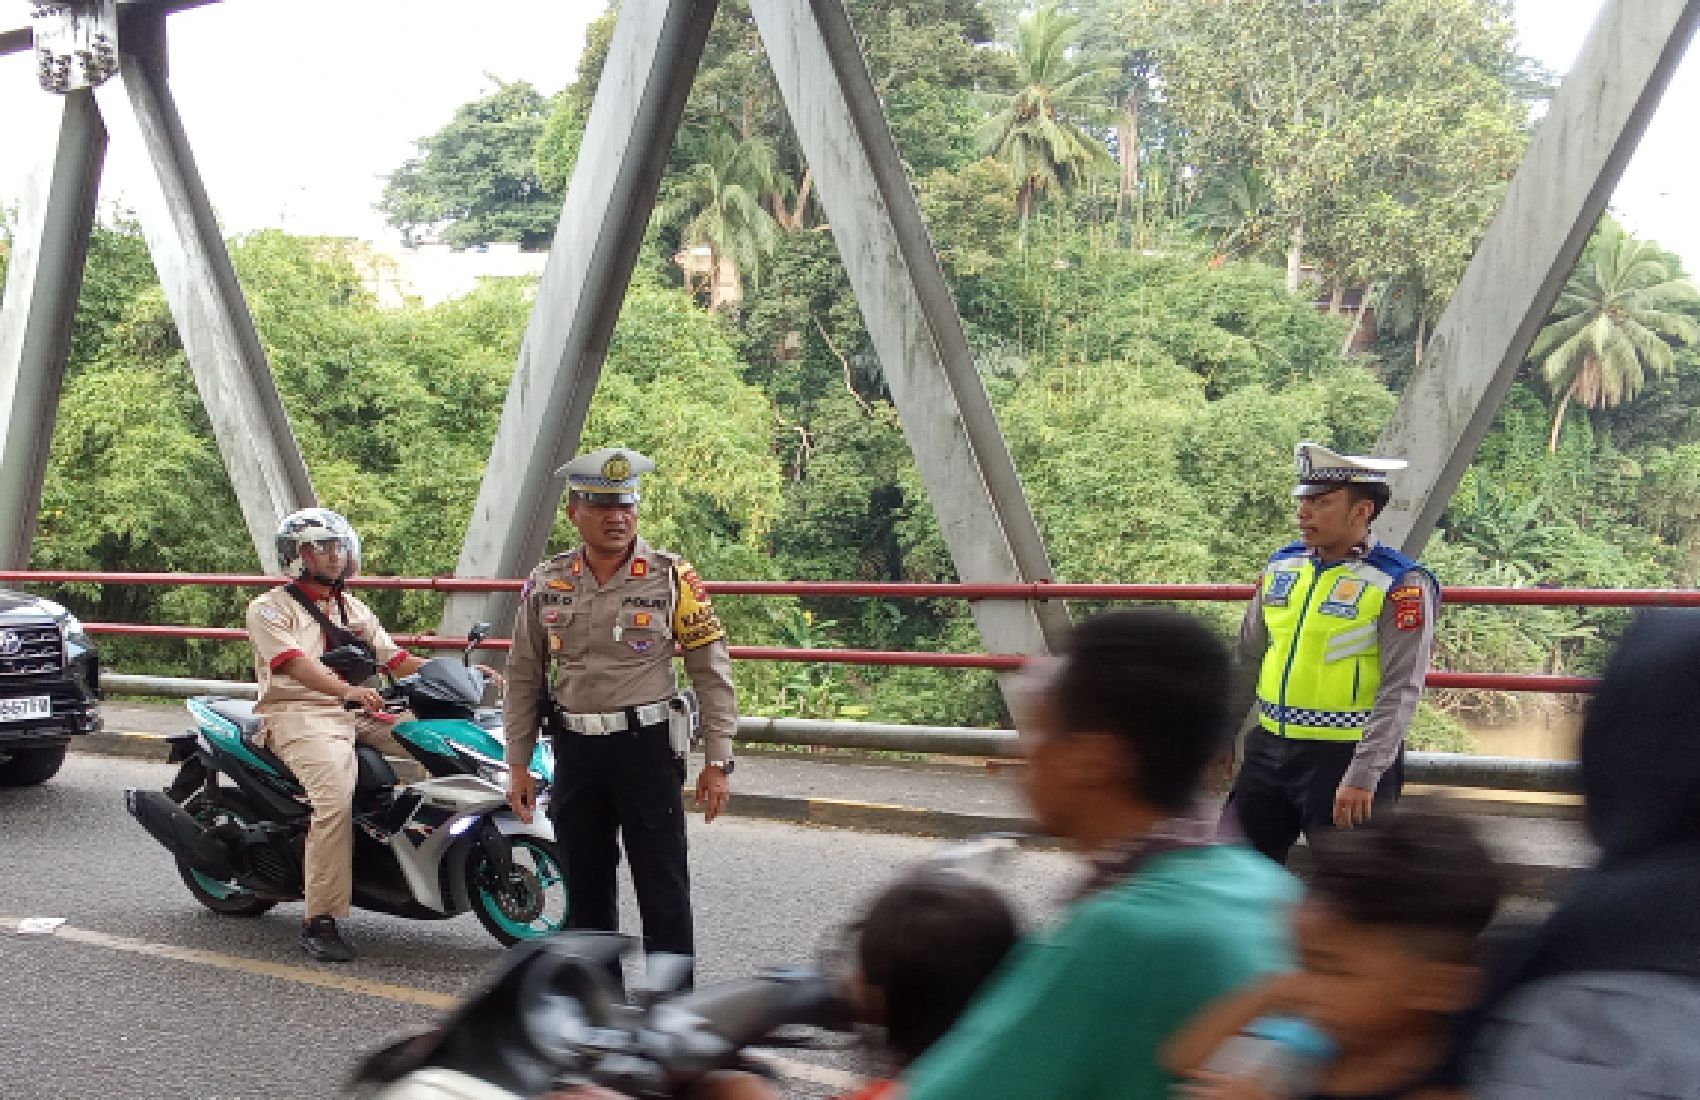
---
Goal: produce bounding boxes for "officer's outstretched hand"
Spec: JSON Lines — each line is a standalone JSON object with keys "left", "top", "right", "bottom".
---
{"left": 695, "top": 765, "right": 731, "bottom": 824}
{"left": 508, "top": 768, "right": 537, "bottom": 824}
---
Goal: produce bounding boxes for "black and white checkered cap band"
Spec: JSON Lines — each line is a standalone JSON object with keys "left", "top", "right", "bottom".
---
{"left": 1260, "top": 700, "right": 1373, "bottom": 729}
{"left": 1301, "top": 467, "right": 1388, "bottom": 483}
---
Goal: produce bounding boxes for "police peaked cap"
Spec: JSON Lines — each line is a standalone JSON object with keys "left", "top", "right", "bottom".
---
{"left": 557, "top": 447, "right": 656, "bottom": 504}
{"left": 1292, "top": 441, "right": 1407, "bottom": 498}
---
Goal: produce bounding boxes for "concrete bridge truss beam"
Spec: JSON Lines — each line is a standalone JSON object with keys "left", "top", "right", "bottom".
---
{"left": 0, "top": 89, "right": 106, "bottom": 569}
{"left": 1377, "top": 0, "right": 1700, "bottom": 553}
{"left": 0, "top": 0, "right": 314, "bottom": 572}
{"left": 98, "top": 6, "right": 316, "bottom": 571}
{"left": 439, "top": 0, "right": 721, "bottom": 639}
{"left": 446, "top": 0, "right": 1068, "bottom": 672}
{"left": 747, "top": 0, "right": 1070, "bottom": 659}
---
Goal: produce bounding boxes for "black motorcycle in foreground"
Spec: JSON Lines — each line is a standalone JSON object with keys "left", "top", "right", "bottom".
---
{"left": 348, "top": 932, "right": 854, "bottom": 1099}
{"left": 347, "top": 836, "right": 1021, "bottom": 1098}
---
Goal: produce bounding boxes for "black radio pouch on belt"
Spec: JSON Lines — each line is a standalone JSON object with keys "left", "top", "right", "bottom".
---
{"left": 540, "top": 694, "right": 567, "bottom": 741}
{"left": 284, "top": 583, "right": 379, "bottom": 683}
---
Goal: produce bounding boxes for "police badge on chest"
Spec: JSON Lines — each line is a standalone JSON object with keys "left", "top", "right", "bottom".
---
{"left": 1319, "top": 576, "right": 1367, "bottom": 618}
{"left": 1265, "top": 571, "right": 1300, "bottom": 607}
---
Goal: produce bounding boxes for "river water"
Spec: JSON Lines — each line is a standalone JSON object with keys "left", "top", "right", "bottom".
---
{"left": 1468, "top": 711, "right": 1582, "bottom": 761}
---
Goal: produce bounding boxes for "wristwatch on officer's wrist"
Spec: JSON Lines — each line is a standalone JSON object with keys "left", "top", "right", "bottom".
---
{"left": 706, "top": 759, "right": 735, "bottom": 774}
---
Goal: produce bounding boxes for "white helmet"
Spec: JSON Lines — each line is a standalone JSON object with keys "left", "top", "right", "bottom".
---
{"left": 275, "top": 508, "right": 361, "bottom": 584}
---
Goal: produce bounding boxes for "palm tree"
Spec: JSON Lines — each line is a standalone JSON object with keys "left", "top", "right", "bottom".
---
{"left": 1186, "top": 167, "right": 1277, "bottom": 261}
{"left": 1532, "top": 219, "right": 1700, "bottom": 452}
{"left": 657, "top": 127, "right": 783, "bottom": 311}
{"left": 978, "top": 5, "right": 1117, "bottom": 246}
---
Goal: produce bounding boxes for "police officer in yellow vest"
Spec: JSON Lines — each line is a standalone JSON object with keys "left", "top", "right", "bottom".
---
{"left": 1223, "top": 441, "right": 1439, "bottom": 865}
{"left": 503, "top": 448, "right": 737, "bottom": 974}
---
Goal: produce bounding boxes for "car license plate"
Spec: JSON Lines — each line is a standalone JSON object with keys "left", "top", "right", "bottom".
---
{"left": 0, "top": 696, "right": 50, "bottom": 723}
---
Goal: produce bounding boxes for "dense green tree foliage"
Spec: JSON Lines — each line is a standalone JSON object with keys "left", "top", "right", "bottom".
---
{"left": 379, "top": 81, "right": 561, "bottom": 249}
{"left": 14, "top": 1, "right": 1700, "bottom": 743}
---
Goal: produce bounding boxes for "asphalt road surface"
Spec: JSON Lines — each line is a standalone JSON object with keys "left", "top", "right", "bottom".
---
{"left": 1, "top": 755, "right": 1079, "bottom": 1100}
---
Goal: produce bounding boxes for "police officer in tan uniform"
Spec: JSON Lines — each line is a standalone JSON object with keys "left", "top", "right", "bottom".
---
{"left": 247, "top": 509, "right": 427, "bottom": 962}
{"left": 504, "top": 448, "right": 736, "bottom": 972}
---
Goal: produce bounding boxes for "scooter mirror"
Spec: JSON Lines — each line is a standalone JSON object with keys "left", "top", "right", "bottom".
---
{"left": 463, "top": 623, "right": 491, "bottom": 665}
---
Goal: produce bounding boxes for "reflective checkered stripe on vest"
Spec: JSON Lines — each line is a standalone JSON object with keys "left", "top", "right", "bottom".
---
{"left": 1256, "top": 550, "right": 1403, "bottom": 741}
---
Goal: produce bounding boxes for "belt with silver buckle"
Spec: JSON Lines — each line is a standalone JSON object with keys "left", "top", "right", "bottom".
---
{"left": 559, "top": 700, "right": 671, "bottom": 735}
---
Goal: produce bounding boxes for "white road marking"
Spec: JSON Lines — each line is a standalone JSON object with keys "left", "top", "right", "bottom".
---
{"left": 0, "top": 917, "right": 866, "bottom": 1088}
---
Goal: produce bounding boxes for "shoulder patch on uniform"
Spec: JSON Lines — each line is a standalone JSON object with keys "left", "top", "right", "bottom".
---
{"left": 677, "top": 561, "right": 710, "bottom": 604}
{"left": 257, "top": 604, "right": 284, "bottom": 626}
{"left": 672, "top": 560, "right": 725, "bottom": 650}
{"left": 1391, "top": 584, "right": 1426, "bottom": 631}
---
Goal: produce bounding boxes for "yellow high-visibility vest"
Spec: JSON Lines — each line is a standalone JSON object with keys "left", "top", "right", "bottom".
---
{"left": 1255, "top": 547, "right": 1410, "bottom": 741}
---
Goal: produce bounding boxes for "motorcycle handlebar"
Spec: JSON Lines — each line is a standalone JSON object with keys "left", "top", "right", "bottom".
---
{"left": 340, "top": 684, "right": 408, "bottom": 713}
{"left": 651, "top": 969, "right": 850, "bottom": 1056}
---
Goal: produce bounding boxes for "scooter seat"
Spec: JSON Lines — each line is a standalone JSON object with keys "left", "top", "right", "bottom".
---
{"left": 198, "top": 696, "right": 394, "bottom": 803}
{"left": 199, "top": 697, "right": 297, "bottom": 780}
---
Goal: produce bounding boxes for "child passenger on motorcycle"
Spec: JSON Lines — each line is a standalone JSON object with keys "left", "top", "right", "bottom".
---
{"left": 1164, "top": 807, "right": 1502, "bottom": 1100}
{"left": 832, "top": 865, "right": 1023, "bottom": 1099}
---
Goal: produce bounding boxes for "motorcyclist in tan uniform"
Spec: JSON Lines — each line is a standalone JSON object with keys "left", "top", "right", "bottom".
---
{"left": 504, "top": 448, "right": 736, "bottom": 977}
{"left": 245, "top": 508, "right": 426, "bottom": 963}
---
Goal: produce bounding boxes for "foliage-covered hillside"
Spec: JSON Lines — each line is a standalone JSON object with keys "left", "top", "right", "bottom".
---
{"left": 6, "top": 0, "right": 1699, "bottom": 738}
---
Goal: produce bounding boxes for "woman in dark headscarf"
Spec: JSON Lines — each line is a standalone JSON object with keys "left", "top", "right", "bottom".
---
{"left": 1468, "top": 609, "right": 1700, "bottom": 1097}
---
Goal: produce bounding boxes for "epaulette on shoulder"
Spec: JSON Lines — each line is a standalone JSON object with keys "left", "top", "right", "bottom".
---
{"left": 1365, "top": 542, "right": 1418, "bottom": 577}
{"left": 1267, "top": 540, "right": 1309, "bottom": 565}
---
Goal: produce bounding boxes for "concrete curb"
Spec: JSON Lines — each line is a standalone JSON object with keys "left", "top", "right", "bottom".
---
{"left": 71, "top": 732, "right": 1578, "bottom": 897}
{"left": 79, "top": 730, "right": 179, "bottom": 762}
{"left": 72, "top": 730, "right": 1039, "bottom": 839}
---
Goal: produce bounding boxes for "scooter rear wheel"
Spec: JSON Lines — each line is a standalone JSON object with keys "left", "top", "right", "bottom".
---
{"left": 467, "top": 836, "right": 568, "bottom": 945}
{"left": 176, "top": 789, "right": 277, "bottom": 917}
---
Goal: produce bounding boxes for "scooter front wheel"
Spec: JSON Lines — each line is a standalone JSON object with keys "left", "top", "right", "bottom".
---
{"left": 466, "top": 835, "right": 568, "bottom": 945}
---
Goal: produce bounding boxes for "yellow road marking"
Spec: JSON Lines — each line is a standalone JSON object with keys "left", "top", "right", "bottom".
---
{"left": 0, "top": 917, "right": 866, "bottom": 1089}
{"left": 0, "top": 916, "right": 456, "bottom": 1009}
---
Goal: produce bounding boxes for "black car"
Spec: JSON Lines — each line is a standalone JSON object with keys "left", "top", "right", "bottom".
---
{"left": 0, "top": 590, "right": 101, "bottom": 786}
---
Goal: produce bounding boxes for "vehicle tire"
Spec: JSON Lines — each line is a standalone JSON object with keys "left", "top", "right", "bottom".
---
{"left": 0, "top": 745, "right": 68, "bottom": 787}
{"left": 175, "top": 788, "right": 276, "bottom": 917}
{"left": 467, "top": 835, "right": 568, "bottom": 946}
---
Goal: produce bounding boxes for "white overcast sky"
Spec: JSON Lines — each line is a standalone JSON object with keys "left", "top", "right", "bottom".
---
{"left": 0, "top": 0, "right": 1695, "bottom": 265}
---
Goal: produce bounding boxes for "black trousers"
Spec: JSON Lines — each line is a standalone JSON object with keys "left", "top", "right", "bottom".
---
{"left": 547, "top": 721, "right": 693, "bottom": 969}
{"left": 1224, "top": 726, "right": 1403, "bottom": 865}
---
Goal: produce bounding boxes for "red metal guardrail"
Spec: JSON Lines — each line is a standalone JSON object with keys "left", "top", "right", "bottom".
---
{"left": 5, "top": 570, "right": 1685, "bottom": 693}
